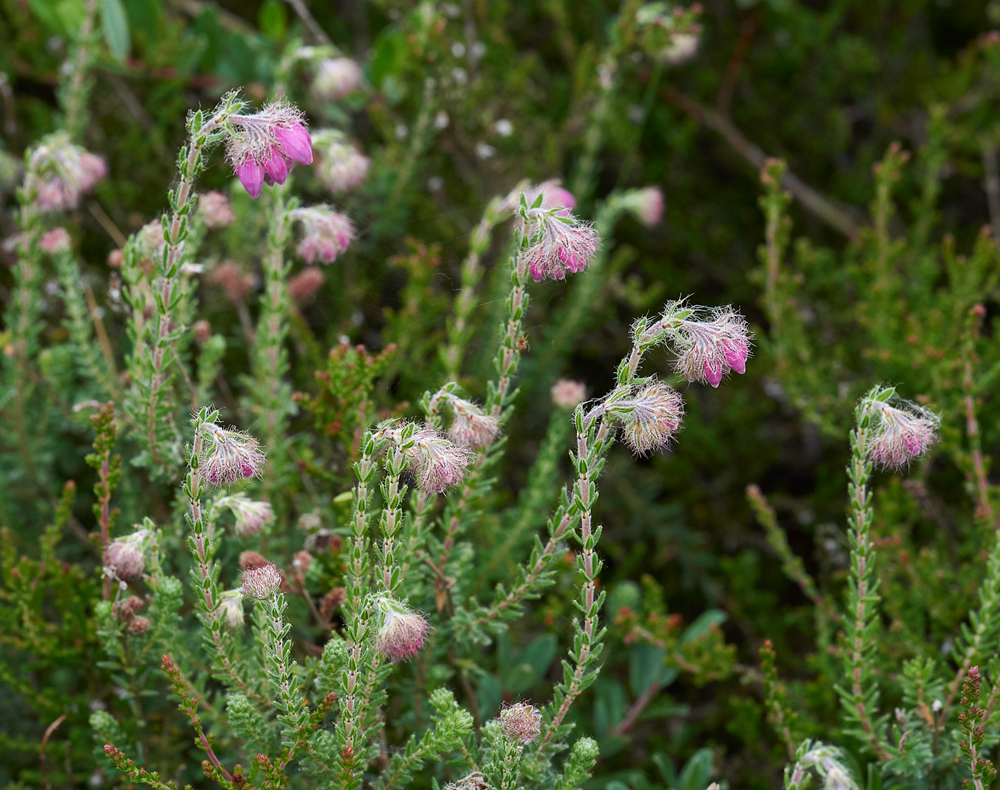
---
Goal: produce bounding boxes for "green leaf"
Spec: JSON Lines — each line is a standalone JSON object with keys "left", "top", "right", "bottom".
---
{"left": 257, "top": 0, "right": 286, "bottom": 39}
{"left": 27, "top": 0, "right": 64, "bottom": 33}
{"left": 679, "top": 609, "right": 727, "bottom": 644}
{"left": 678, "top": 748, "right": 713, "bottom": 790}
{"left": 629, "top": 643, "right": 666, "bottom": 697}
{"left": 101, "top": 0, "right": 131, "bottom": 61}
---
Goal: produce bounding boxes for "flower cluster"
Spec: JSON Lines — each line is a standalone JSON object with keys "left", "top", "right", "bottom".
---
{"left": 498, "top": 702, "right": 542, "bottom": 744}
{"left": 312, "top": 57, "right": 363, "bottom": 101}
{"left": 39, "top": 227, "right": 71, "bottom": 254}
{"left": 290, "top": 206, "right": 356, "bottom": 264}
{"left": 217, "top": 495, "right": 274, "bottom": 537}
{"left": 863, "top": 394, "right": 940, "bottom": 469}
{"left": 519, "top": 203, "right": 600, "bottom": 282}
{"left": 27, "top": 132, "right": 106, "bottom": 213}
{"left": 443, "top": 396, "right": 500, "bottom": 450}
{"left": 240, "top": 563, "right": 283, "bottom": 600}
{"left": 199, "top": 423, "right": 266, "bottom": 486}
{"left": 104, "top": 529, "right": 151, "bottom": 581}
{"left": 372, "top": 596, "right": 429, "bottom": 661}
{"left": 312, "top": 130, "right": 370, "bottom": 193}
{"left": 551, "top": 378, "right": 588, "bottom": 410}
{"left": 226, "top": 103, "right": 313, "bottom": 198}
{"left": 400, "top": 426, "right": 471, "bottom": 493}
{"left": 667, "top": 303, "right": 752, "bottom": 387}
{"left": 609, "top": 381, "right": 685, "bottom": 456}
{"left": 198, "top": 191, "right": 236, "bottom": 229}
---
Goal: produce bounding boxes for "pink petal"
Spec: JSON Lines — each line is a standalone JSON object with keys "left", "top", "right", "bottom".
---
{"left": 263, "top": 149, "right": 288, "bottom": 185}
{"left": 275, "top": 124, "right": 313, "bottom": 165}
{"left": 704, "top": 360, "right": 723, "bottom": 388}
{"left": 237, "top": 160, "right": 265, "bottom": 199}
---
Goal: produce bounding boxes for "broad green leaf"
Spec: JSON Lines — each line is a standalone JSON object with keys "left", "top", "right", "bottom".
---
{"left": 679, "top": 609, "right": 727, "bottom": 644}
{"left": 101, "top": 0, "right": 131, "bottom": 61}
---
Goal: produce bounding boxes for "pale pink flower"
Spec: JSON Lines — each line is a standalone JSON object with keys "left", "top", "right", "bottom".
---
{"left": 669, "top": 304, "right": 752, "bottom": 387}
{"left": 208, "top": 260, "right": 255, "bottom": 303}
{"left": 104, "top": 529, "right": 150, "bottom": 581}
{"left": 198, "top": 191, "right": 236, "bottom": 229}
{"left": 524, "top": 179, "right": 576, "bottom": 213}
{"left": 446, "top": 398, "right": 500, "bottom": 450}
{"left": 27, "top": 132, "right": 106, "bottom": 213}
{"left": 288, "top": 267, "right": 326, "bottom": 301}
{"left": 312, "top": 57, "right": 363, "bottom": 101}
{"left": 373, "top": 596, "right": 429, "bottom": 661}
{"left": 403, "top": 427, "right": 471, "bottom": 493}
{"left": 40, "top": 227, "right": 71, "bottom": 253}
{"left": 240, "top": 563, "right": 283, "bottom": 600}
{"left": 628, "top": 186, "right": 664, "bottom": 227}
{"left": 865, "top": 396, "right": 940, "bottom": 470}
{"left": 291, "top": 206, "right": 355, "bottom": 264}
{"left": 611, "top": 381, "right": 684, "bottom": 456}
{"left": 499, "top": 702, "right": 542, "bottom": 744}
{"left": 218, "top": 495, "right": 274, "bottom": 537}
{"left": 312, "top": 130, "right": 370, "bottom": 193}
{"left": 226, "top": 103, "right": 313, "bottom": 198}
{"left": 662, "top": 33, "right": 700, "bottom": 65}
{"left": 446, "top": 773, "right": 488, "bottom": 790}
{"left": 199, "top": 423, "right": 266, "bottom": 486}
{"left": 520, "top": 205, "right": 600, "bottom": 282}
{"left": 551, "top": 379, "right": 587, "bottom": 410}
{"left": 217, "top": 591, "right": 245, "bottom": 629}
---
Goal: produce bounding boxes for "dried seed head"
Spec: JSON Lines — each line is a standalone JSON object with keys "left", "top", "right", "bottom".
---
{"left": 668, "top": 303, "right": 752, "bottom": 387}
{"left": 551, "top": 379, "right": 587, "bottom": 410}
{"left": 446, "top": 397, "right": 500, "bottom": 450}
{"left": 127, "top": 616, "right": 151, "bottom": 635}
{"left": 226, "top": 103, "right": 312, "bottom": 198}
{"left": 312, "top": 130, "right": 370, "bottom": 193}
{"left": 198, "top": 191, "right": 236, "bottom": 229}
{"left": 104, "top": 529, "right": 150, "bottom": 581}
{"left": 26, "top": 132, "right": 106, "bottom": 213}
{"left": 114, "top": 596, "right": 145, "bottom": 621}
{"left": 611, "top": 381, "right": 685, "bottom": 456}
{"left": 240, "top": 563, "right": 283, "bottom": 600}
{"left": 373, "top": 596, "right": 429, "bottom": 661}
{"left": 402, "top": 427, "right": 472, "bottom": 493}
{"left": 291, "top": 206, "right": 356, "bottom": 264}
{"left": 288, "top": 267, "right": 326, "bottom": 302}
{"left": 199, "top": 423, "right": 266, "bottom": 486}
{"left": 320, "top": 587, "right": 347, "bottom": 622}
{"left": 217, "top": 590, "right": 245, "bottom": 630}
{"left": 519, "top": 204, "right": 600, "bottom": 282}
{"left": 218, "top": 495, "right": 274, "bottom": 537}
{"left": 312, "top": 57, "right": 363, "bottom": 101}
{"left": 499, "top": 702, "right": 542, "bottom": 744}
{"left": 863, "top": 394, "right": 940, "bottom": 470}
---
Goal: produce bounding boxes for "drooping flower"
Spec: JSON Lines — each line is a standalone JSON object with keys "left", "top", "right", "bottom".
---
{"left": 610, "top": 381, "right": 685, "bottom": 456}
{"left": 791, "top": 742, "right": 860, "bottom": 790}
{"left": 217, "top": 495, "right": 274, "bottom": 537}
{"left": 104, "top": 529, "right": 151, "bottom": 581}
{"left": 217, "top": 590, "right": 245, "bottom": 630}
{"left": 311, "top": 130, "right": 370, "bottom": 193}
{"left": 240, "top": 563, "right": 283, "bottom": 600}
{"left": 199, "top": 423, "right": 266, "bottom": 486}
{"left": 519, "top": 203, "right": 600, "bottom": 282}
{"left": 312, "top": 57, "right": 363, "bottom": 101}
{"left": 667, "top": 304, "right": 752, "bottom": 387}
{"left": 288, "top": 267, "right": 325, "bottom": 302}
{"left": 198, "top": 191, "right": 236, "bottom": 229}
{"left": 499, "top": 702, "right": 542, "bottom": 744}
{"left": 551, "top": 379, "right": 587, "bottom": 410}
{"left": 624, "top": 186, "right": 664, "bottom": 227}
{"left": 401, "top": 426, "right": 471, "bottom": 493}
{"left": 39, "top": 227, "right": 71, "bottom": 254}
{"left": 445, "top": 397, "right": 500, "bottom": 450}
{"left": 26, "top": 132, "right": 106, "bottom": 213}
{"left": 290, "top": 206, "right": 355, "bottom": 264}
{"left": 372, "top": 596, "right": 429, "bottom": 661}
{"left": 226, "top": 103, "right": 313, "bottom": 198}
{"left": 863, "top": 392, "right": 940, "bottom": 470}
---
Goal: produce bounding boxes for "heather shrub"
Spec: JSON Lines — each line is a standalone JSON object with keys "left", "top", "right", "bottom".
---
{"left": 2, "top": 0, "right": 1000, "bottom": 788}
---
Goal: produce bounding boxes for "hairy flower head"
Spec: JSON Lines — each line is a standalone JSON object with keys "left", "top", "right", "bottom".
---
{"left": 668, "top": 303, "right": 752, "bottom": 387}
{"left": 373, "top": 596, "right": 429, "bottom": 661}
{"left": 217, "top": 495, "right": 274, "bottom": 537}
{"left": 401, "top": 426, "right": 472, "bottom": 493}
{"left": 26, "top": 132, "right": 106, "bottom": 213}
{"left": 551, "top": 379, "right": 588, "bottom": 410}
{"left": 40, "top": 227, "right": 71, "bottom": 254}
{"left": 288, "top": 267, "right": 326, "bottom": 302}
{"left": 226, "top": 102, "right": 312, "bottom": 198}
{"left": 312, "top": 57, "right": 363, "bottom": 101}
{"left": 291, "top": 206, "right": 355, "bottom": 264}
{"left": 519, "top": 202, "right": 600, "bottom": 282}
{"left": 198, "top": 191, "right": 236, "bottom": 229}
{"left": 312, "top": 130, "right": 370, "bottom": 193}
{"left": 790, "top": 741, "right": 860, "bottom": 790}
{"left": 217, "top": 590, "right": 245, "bottom": 629}
{"left": 624, "top": 186, "right": 664, "bottom": 227}
{"left": 609, "top": 381, "right": 685, "bottom": 456}
{"left": 240, "top": 563, "right": 283, "bottom": 600}
{"left": 444, "top": 397, "right": 500, "bottom": 450}
{"left": 499, "top": 702, "right": 542, "bottom": 744}
{"left": 103, "top": 529, "right": 151, "bottom": 581}
{"left": 199, "top": 423, "right": 266, "bottom": 486}
{"left": 862, "top": 391, "right": 940, "bottom": 470}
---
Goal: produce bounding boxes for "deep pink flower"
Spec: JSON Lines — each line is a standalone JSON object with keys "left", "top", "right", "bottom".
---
{"left": 865, "top": 395, "right": 940, "bottom": 470}
{"left": 668, "top": 304, "right": 753, "bottom": 387}
{"left": 520, "top": 205, "right": 600, "bottom": 282}
{"left": 226, "top": 103, "right": 312, "bottom": 198}
{"left": 611, "top": 381, "right": 685, "bottom": 456}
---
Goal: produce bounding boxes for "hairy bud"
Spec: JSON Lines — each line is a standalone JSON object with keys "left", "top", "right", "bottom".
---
{"left": 240, "top": 563, "right": 283, "bottom": 600}
{"left": 104, "top": 529, "right": 150, "bottom": 581}
{"left": 288, "top": 267, "right": 326, "bottom": 302}
{"left": 863, "top": 394, "right": 940, "bottom": 469}
{"left": 218, "top": 495, "right": 274, "bottom": 537}
{"left": 610, "top": 381, "right": 685, "bottom": 456}
{"left": 499, "top": 702, "right": 542, "bottom": 744}
{"left": 199, "top": 423, "right": 266, "bottom": 486}
{"left": 667, "top": 303, "right": 752, "bottom": 387}
{"left": 445, "top": 397, "right": 500, "bottom": 450}
{"left": 373, "top": 596, "right": 429, "bottom": 661}
{"left": 402, "top": 427, "right": 472, "bottom": 493}
{"left": 519, "top": 203, "right": 600, "bottom": 282}
{"left": 217, "top": 590, "right": 245, "bottom": 629}
{"left": 290, "top": 206, "right": 355, "bottom": 264}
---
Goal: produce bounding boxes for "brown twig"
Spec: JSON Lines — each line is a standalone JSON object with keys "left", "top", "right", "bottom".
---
{"left": 40, "top": 713, "right": 67, "bottom": 790}
{"left": 608, "top": 681, "right": 662, "bottom": 737}
{"left": 663, "top": 86, "right": 862, "bottom": 242}
{"left": 982, "top": 140, "right": 1000, "bottom": 243}
{"left": 716, "top": 10, "right": 762, "bottom": 116}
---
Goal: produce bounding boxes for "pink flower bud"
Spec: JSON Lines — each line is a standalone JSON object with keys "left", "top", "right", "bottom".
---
{"left": 240, "top": 563, "right": 283, "bottom": 600}
{"left": 274, "top": 123, "right": 314, "bottom": 165}
{"left": 499, "top": 702, "right": 542, "bottom": 744}
{"left": 312, "top": 58, "right": 363, "bottom": 101}
{"left": 446, "top": 397, "right": 500, "bottom": 450}
{"left": 551, "top": 379, "right": 588, "bottom": 410}
{"left": 199, "top": 423, "right": 266, "bottom": 486}
{"left": 288, "top": 267, "right": 325, "bottom": 302}
{"left": 402, "top": 427, "right": 472, "bottom": 493}
{"left": 263, "top": 148, "right": 289, "bottom": 184}
{"left": 237, "top": 159, "right": 265, "bottom": 199}
{"left": 668, "top": 304, "right": 753, "bottom": 387}
{"left": 864, "top": 394, "right": 940, "bottom": 470}
{"left": 611, "top": 381, "right": 685, "bottom": 456}
{"left": 104, "top": 529, "right": 150, "bottom": 581}
{"left": 630, "top": 186, "right": 664, "bottom": 227}
{"left": 373, "top": 596, "right": 429, "bottom": 661}
{"left": 198, "top": 191, "right": 236, "bottom": 229}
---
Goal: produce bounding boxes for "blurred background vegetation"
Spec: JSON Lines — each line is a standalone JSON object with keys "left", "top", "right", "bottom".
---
{"left": 2, "top": 0, "right": 1000, "bottom": 787}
